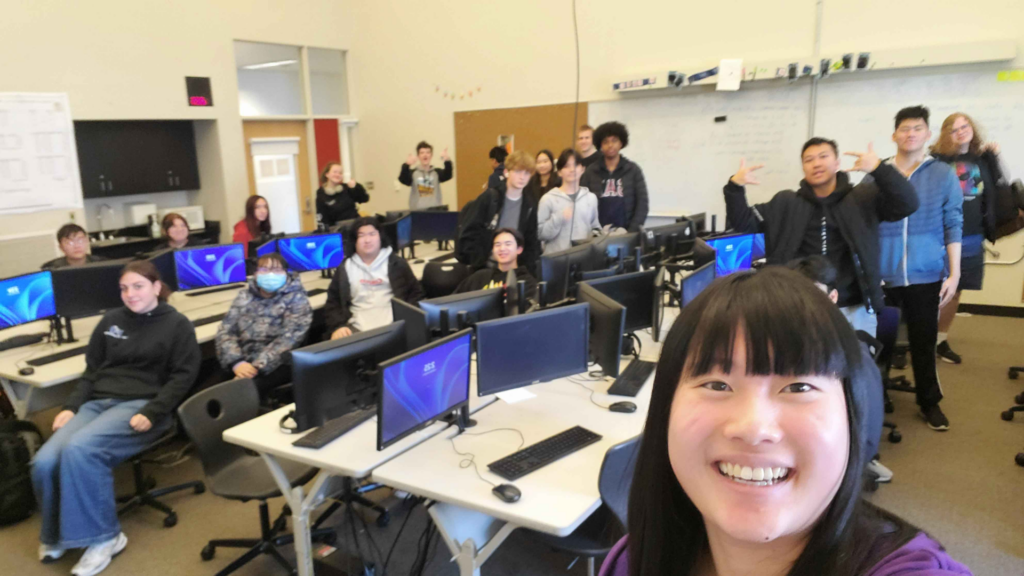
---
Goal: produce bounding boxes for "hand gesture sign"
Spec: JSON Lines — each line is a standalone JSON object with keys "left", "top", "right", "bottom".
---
{"left": 730, "top": 159, "right": 765, "bottom": 186}
{"left": 844, "top": 143, "right": 880, "bottom": 173}
{"left": 440, "top": 148, "right": 450, "bottom": 162}
{"left": 406, "top": 153, "right": 417, "bottom": 166}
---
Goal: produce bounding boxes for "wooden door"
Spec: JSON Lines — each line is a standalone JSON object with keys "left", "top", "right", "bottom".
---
{"left": 453, "top": 103, "right": 588, "bottom": 209}
{"left": 242, "top": 121, "right": 316, "bottom": 232}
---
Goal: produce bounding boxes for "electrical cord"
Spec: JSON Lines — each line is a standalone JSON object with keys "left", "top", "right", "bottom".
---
{"left": 448, "top": 428, "right": 526, "bottom": 488}
{"left": 569, "top": 377, "right": 612, "bottom": 409}
{"left": 382, "top": 496, "right": 424, "bottom": 575}
{"left": 353, "top": 510, "right": 386, "bottom": 572}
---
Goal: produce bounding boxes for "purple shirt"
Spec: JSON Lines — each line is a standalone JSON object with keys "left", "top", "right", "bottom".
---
{"left": 599, "top": 532, "right": 972, "bottom": 576}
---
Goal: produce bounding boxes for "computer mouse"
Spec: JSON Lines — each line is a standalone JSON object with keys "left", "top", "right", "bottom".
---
{"left": 609, "top": 401, "right": 637, "bottom": 413}
{"left": 492, "top": 483, "right": 521, "bottom": 503}
{"left": 19, "top": 367, "right": 34, "bottom": 376}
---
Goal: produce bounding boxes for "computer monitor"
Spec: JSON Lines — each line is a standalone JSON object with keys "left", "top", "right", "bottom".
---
{"left": 382, "top": 214, "right": 413, "bottom": 253}
{"left": 278, "top": 233, "right": 344, "bottom": 272}
{"left": 641, "top": 221, "right": 695, "bottom": 257}
{"left": 173, "top": 244, "right": 247, "bottom": 291}
{"left": 411, "top": 211, "right": 459, "bottom": 243}
{"left": 0, "top": 271, "right": 57, "bottom": 330}
{"left": 475, "top": 303, "right": 590, "bottom": 396}
{"left": 417, "top": 288, "right": 504, "bottom": 333}
{"left": 579, "top": 269, "right": 657, "bottom": 333}
{"left": 752, "top": 233, "right": 766, "bottom": 260}
{"left": 652, "top": 267, "right": 665, "bottom": 343}
{"left": 687, "top": 212, "right": 707, "bottom": 233}
{"left": 255, "top": 239, "right": 278, "bottom": 258}
{"left": 575, "top": 283, "right": 626, "bottom": 379}
{"left": 376, "top": 329, "right": 472, "bottom": 450}
{"left": 291, "top": 321, "right": 408, "bottom": 432}
{"left": 391, "top": 298, "right": 429, "bottom": 350}
{"left": 52, "top": 259, "right": 132, "bottom": 319}
{"left": 705, "top": 233, "right": 763, "bottom": 276}
{"left": 682, "top": 260, "right": 716, "bottom": 308}
{"left": 539, "top": 243, "right": 601, "bottom": 303}
{"left": 591, "top": 232, "right": 641, "bottom": 268}
{"left": 145, "top": 248, "right": 177, "bottom": 293}
{"left": 385, "top": 210, "right": 411, "bottom": 222}
{"left": 692, "top": 237, "right": 717, "bottom": 268}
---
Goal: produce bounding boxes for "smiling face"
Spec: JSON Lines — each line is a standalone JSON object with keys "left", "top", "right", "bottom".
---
{"left": 667, "top": 333, "right": 850, "bottom": 545}
{"left": 120, "top": 271, "right": 161, "bottom": 314}
{"left": 801, "top": 144, "right": 841, "bottom": 188}
{"left": 950, "top": 116, "right": 974, "bottom": 148}
{"left": 536, "top": 153, "right": 553, "bottom": 176}
{"left": 418, "top": 147, "right": 433, "bottom": 166}
{"left": 577, "top": 129, "right": 593, "bottom": 153}
{"left": 326, "top": 164, "right": 344, "bottom": 185}
{"left": 166, "top": 217, "right": 189, "bottom": 244}
{"left": 59, "top": 231, "right": 89, "bottom": 262}
{"left": 355, "top": 224, "right": 382, "bottom": 260}
{"left": 558, "top": 156, "right": 583, "bottom": 185}
{"left": 492, "top": 232, "right": 522, "bottom": 268}
{"left": 253, "top": 198, "right": 269, "bottom": 222}
{"left": 893, "top": 118, "right": 931, "bottom": 155}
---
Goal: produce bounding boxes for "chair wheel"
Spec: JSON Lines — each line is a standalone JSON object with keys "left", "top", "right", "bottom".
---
{"left": 201, "top": 544, "right": 215, "bottom": 561}
{"left": 888, "top": 431, "right": 902, "bottom": 443}
{"left": 163, "top": 512, "right": 178, "bottom": 528}
{"left": 145, "top": 477, "right": 157, "bottom": 490}
{"left": 1010, "top": 369, "right": 1019, "bottom": 380}
{"left": 1015, "top": 393, "right": 1024, "bottom": 405}
{"left": 863, "top": 479, "right": 879, "bottom": 492}
{"left": 376, "top": 511, "right": 391, "bottom": 528}
{"left": 1002, "top": 411, "right": 1014, "bottom": 422}
{"left": 1016, "top": 453, "right": 1024, "bottom": 467}
{"left": 884, "top": 401, "right": 894, "bottom": 414}
{"left": 282, "top": 504, "right": 291, "bottom": 516}
{"left": 194, "top": 483, "right": 206, "bottom": 494}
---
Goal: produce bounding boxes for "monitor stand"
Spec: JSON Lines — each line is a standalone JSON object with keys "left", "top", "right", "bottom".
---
{"left": 445, "top": 405, "right": 477, "bottom": 431}
{"left": 184, "top": 283, "right": 246, "bottom": 297}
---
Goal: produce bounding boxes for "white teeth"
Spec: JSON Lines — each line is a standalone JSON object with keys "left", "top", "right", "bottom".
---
{"left": 764, "top": 467, "right": 774, "bottom": 481}
{"left": 774, "top": 467, "right": 784, "bottom": 478}
{"left": 717, "top": 462, "right": 790, "bottom": 486}
{"left": 719, "top": 462, "right": 728, "bottom": 475}
{"left": 740, "top": 466, "right": 753, "bottom": 480}
{"left": 752, "top": 467, "right": 764, "bottom": 481}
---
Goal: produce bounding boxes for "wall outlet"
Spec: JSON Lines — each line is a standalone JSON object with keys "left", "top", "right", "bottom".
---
{"left": 365, "top": 181, "right": 374, "bottom": 190}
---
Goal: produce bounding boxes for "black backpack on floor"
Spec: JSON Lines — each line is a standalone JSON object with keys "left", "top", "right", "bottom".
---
{"left": 0, "top": 420, "right": 43, "bottom": 526}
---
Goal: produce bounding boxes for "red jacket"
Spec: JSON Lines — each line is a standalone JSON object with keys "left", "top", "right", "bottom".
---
{"left": 233, "top": 220, "right": 254, "bottom": 256}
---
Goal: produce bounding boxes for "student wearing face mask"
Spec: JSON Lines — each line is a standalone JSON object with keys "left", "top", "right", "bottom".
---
{"left": 213, "top": 253, "right": 312, "bottom": 399}
{"left": 600, "top": 267, "right": 970, "bottom": 576}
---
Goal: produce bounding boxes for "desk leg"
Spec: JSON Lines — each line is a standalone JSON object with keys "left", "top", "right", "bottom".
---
{"left": 427, "top": 502, "right": 517, "bottom": 576}
{"left": 1, "top": 377, "right": 32, "bottom": 419}
{"left": 260, "top": 453, "right": 335, "bottom": 576}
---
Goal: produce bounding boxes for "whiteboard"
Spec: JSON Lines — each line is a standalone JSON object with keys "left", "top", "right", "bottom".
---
{"left": 0, "top": 93, "right": 83, "bottom": 214}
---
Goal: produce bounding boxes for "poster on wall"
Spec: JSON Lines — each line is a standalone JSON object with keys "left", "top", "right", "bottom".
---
{"left": 0, "top": 93, "right": 83, "bottom": 214}
{"left": 497, "top": 134, "right": 514, "bottom": 153}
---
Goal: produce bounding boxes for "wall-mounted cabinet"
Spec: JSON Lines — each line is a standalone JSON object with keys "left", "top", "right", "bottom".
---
{"left": 75, "top": 120, "right": 201, "bottom": 198}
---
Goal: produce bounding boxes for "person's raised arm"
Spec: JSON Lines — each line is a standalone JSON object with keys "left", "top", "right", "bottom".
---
{"left": 438, "top": 148, "right": 453, "bottom": 183}
{"left": 845, "top": 143, "right": 919, "bottom": 221}
{"left": 347, "top": 180, "right": 370, "bottom": 203}
{"left": 723, "top": 159, "right": 767, "bottom": 233}
{"left": 398, "top": 155, "right": 415, "bottom": 186}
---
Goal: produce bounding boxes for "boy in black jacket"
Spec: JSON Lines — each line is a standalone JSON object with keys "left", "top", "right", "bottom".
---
{"left": 724, "top": 138, "right": 919, "bottom": 336}
{"left": 456, "top": 228, "right": 538, "bottom": 302}
{"left": 579, "top": 121, "right": 650, "bottom": 233}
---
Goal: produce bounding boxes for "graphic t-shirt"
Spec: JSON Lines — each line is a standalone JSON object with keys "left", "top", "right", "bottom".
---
{"left": 952, "top": 159, "right": 984, "bottom": 237}
{"left": 416, "top": 172, "right": 437, "bottom": 199}
{"left": 597, "top": 178, "right": 627, "bottom": 229}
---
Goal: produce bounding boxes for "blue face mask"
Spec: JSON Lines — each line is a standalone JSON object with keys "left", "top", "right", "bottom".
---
{"left": 256, "top": 272, "right": 287, "bottom": 293}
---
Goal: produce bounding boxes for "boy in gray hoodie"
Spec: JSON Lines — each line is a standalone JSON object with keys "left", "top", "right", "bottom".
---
{"left": 398, "top": 141, "right": 453, "bottom": 209}
{"left": 538, "top": 149, "right": 602, "bottom": 254}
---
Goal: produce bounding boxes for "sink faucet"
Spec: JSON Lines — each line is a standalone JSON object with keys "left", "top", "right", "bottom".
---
{"left": 96, "top": 203, "right": 112, "bottom": 239}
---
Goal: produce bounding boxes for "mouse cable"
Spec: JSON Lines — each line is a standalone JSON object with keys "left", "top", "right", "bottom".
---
{"left": 568, "top": 377, "right": 611, "bottom": 409}
{"left": 382, "top": 496, "right": 427, "bottom": 575}
{"left": 448, "top": 428, "right": 525, "bottom": 488}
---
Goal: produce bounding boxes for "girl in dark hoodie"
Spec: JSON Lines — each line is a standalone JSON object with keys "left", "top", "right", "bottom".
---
{"left": 316, "top": 162, "right": 369, "bottom": 229}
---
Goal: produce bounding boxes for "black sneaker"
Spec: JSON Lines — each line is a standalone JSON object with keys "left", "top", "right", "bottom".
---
{"left": 936, "top": 341, "right": 962, "bottom": 364}
{"left": 921, "top": 404, "right": 950, "bottom": 431}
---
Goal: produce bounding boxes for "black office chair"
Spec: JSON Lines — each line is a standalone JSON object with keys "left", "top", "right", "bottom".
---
{"left": 116, "top": 421, "right": 205, "bottom": 528}
{"left": 876, "top": 306, "right": 915, "bottom": 415}
{"left": 421, "top": 261, "right": 471, "bottom": 298}
{"left": 525, "top": 436, "right": 640, "bottom": 576}
{"left": 177, "top": 378, "right": 336, "bottom": 576}
{"left": 999, "top": 374, "right": 1024, "bottom": 466}
{"left": 857, "top": 328, "right": 902, "bottom": 445}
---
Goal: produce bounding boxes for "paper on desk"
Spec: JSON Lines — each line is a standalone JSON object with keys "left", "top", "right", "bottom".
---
{"left": 496, "top": 388, "right": 536, "bottom": 404}
{"left": 717, "top": 59, "right": 743, "bottom": 91}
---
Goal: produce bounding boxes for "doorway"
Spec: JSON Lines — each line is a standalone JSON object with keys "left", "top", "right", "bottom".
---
{"left": 242, "top": 121, "right": 315, "bottom": 233}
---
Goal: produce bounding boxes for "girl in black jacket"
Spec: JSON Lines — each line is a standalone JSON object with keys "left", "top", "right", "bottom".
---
{"left": 316, "top": 162, "right": 369, "bottom": 229}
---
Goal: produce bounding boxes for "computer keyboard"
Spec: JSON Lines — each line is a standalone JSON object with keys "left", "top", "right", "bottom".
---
{"left": 0, "top": 333, "right": 47, "bottom": 352}
{"left": 306, "top": 288, "right": 326, "bottom": 297}
{"left": 191, "top": 313, "right": 227, "bottom": 327}
{"left": 606, "top": 360, "right": 657, "bottom": 397}
{"left": 27, "top": 346, "right": 87, "bottom": 367}
{"left": 292, "top": 407, "right": 376, "bottom": 449}
{"left": 487, "top": 426, "right": 602, "bottom": 481}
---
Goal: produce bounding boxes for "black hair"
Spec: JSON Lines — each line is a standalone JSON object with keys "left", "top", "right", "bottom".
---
{"left": 556, "top": 148, "right": 584, "bottom": 171}
{"left": 416, "top": 141, "right": 432, "bottom": 153}
{"left": 801, "top": 137, "right": 839, "bottom": 157}
{"left": 627, "top": 267, "right": 917, "bottom": 576}
{"left": 255, "top": 252, "right": 289, "bottom": 271}
{"left": 593, "top": 121, "right": 629, "bottom": 149}
{"left": 491, "top": 227, "right": 524, "bottom": 248}
{"left": 56, "top": 223, "right": 87, "bottom": 242}
{"left": 788, "top": 255, "right": 838, "bottom": 292}
{"left": 489, "top": 146, "right": 508, "bottom": 163}
{"left": 895, "top": 105, "right": 930, "bottom": 131}
{"left": 350, "top": 216, "right": 390, "bottom": 249}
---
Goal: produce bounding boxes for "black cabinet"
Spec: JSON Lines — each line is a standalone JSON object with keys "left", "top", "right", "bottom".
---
{"left": 75, "top": 121, "right": 201, "bottom": 198}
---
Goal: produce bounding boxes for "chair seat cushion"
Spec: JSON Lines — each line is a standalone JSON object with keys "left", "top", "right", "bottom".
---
{"left": 210, "top": 455, "right": 318, "bottom": 500}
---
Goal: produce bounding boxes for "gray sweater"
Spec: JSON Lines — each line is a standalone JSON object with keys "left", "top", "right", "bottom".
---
{"left": 399, "top": 161, "right": 453, "bottom": 209}
{"left": 537, "top": 186, "right": 602, "bottom": 254}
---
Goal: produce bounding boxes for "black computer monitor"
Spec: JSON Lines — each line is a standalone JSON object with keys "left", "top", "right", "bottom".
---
{"left": 641, "top": 221, "right": 695, "bottom": 258}
{"left": 539, "top": 243, "right": 601, "bottom": 303}
{"left": 591, "top": 232, "right": 641, "bottom": 268}
{"left": 385, "top": 210, "right": 411, "bottom": 222}
{"left": 376, "top": 329, "right": 472, "bottom": 450}
{"left": 145, "top": 248, "right": 177, "bottom": 292}
{"left": 682, "top": 260, "right": 716, "bottom": 308}
{"left": 652, "top": 267, "right": 665, "bottom": 343}
{"left": 705, "top": 232, "right": 764, "bottom": 276}
{"left": 391, "top": 298, "right": 429, "bottom": 350}
{"left": 382, "top": 214, "right": 413, "bottom": 253}
{"left": 173, "top": 243, "right": 247, "bottom": 291}
{"left": 475, "top": 303, "right": 590, "bottom": 396}
{"left": 52, "top": 259, "right": 132, "bottom": 319}
{"left": 255, "top": 239, "right": 278, "bottom": 258}
{"left": 692, "top": 237, "right": 717, "bottom": 268}
{"left": 575, "top": 282, "right": 626, "bottom": 379}
{"left": 579, "top": 269, "right": 657, "bottom": 333}
{"left": 0, "top": 270, "right": 57, "bottom": 330}
{"left": 411, "top": 211, "right": 459, "bottom": 243}
{"left": 417, "top": 288, "right": 504, "bottom": 333}
{"left": 687, "top": 213, "right": 707, "bottom": 233}
{"left": 290, "top": 321, "right": 408, "bottom": 432}
{"left": 278, "top": 233, "right": 344, "bottom": 272}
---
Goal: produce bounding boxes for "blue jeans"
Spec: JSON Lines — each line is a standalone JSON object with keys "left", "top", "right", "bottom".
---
{"left": 32, "top": 398, "right": 171, "bottom": 548}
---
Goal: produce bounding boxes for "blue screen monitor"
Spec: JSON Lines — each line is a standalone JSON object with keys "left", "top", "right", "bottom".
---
{"left": 174, "top": 244, "right": 247, "bottom": 291}
{"left": 706, "top": 233, "right": 763, "bottom": 276}
{"left": 752, "top": 233, "right": 766, "bottom": 260}
{"left": 0, "top": 271, "right": 56, "bottom": 330}
{"left": 278, "top": 233, "right": 344, "bottom": 272}
{"left": 681, "top": 261, "right": 716, "bottom": 308}
{"left": 377, "top": 329, "right": 472, "bottom": 450}
{"left": 255, "top": 239, "right": 278, "bottom": 258}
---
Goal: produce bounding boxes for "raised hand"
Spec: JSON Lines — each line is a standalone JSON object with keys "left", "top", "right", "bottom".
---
{"left": 346, "top": 179, "right": 356, "bottom": 188}
{"left": 730, "top": 158, "right": 765, "bottom": 186}
{"left": 441, "top": 147, "right": 451, "bottom": 162}
{"left": 406, "top": 153, "right": 417, "bottom": 166}
{"left": 844, "top": 143, "right": 880, "bottom": 173}
{"left": 982, "top": 141, "right": 1001, "bottom": 155}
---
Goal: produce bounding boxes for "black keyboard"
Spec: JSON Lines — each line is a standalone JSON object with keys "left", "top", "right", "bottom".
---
{"left": 0, "top": 333, "right": 47, "bottom": 352}
{"left": 27, "top": 346, "right": 87, "bottom": 367}
{"left": 487, "top": 426, "right": 602, "bottom": 481}
{"left": 607, "top": 360, "right": 657, "bottom": 397}
{"left": 292, "top": 408, "right": 376, "bottom": 449}
{"left": 307, "top": 288, "right": 326, "bottom": 297}
{"left": 191, "top": 313, "right": 227, "bottom": 327}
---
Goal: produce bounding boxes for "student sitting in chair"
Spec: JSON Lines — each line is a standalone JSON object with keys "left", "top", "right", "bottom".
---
{"left": 456, "top": 228, "right": 538, "bottom": 302}
{"left": 599, "top": 267, "right": 970, "bottom": 576}
{"left": 33, "top": 261, "right": 200, "bottom": 576}
{"left": 214, "top": 253, "right": 312, "bottom": 400}
{"left": 324, "top": 217, "right": 425, "bottom": 340}
{"left": 41, "top": 223, "right": 107, "bottom": 269}
{"left": 155, "top": 212, "right": 193, "bottom": 250}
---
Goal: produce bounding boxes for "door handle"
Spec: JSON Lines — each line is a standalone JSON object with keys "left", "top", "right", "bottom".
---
{"left": 174, "top": 176, "right": 180, "bottom": 186}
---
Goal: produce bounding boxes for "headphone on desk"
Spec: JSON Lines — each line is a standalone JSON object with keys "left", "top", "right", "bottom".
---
{"left": 279, "top": 411, "right": 298, "bottom": 434}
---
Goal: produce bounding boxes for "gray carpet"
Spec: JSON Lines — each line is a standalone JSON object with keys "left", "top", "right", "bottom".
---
{"left": 2, "top": 313, "right": 1022, "bottom": 575}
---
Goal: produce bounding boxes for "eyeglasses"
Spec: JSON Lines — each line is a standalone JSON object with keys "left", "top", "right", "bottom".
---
{"left": 951, "top": 125, "right": 972, "bottom": 134}
{"left": 256, "top": 268, "right": 284, "bottom": 274}
{"left": 62, "top": 236, "right": 88, "bottom": 246}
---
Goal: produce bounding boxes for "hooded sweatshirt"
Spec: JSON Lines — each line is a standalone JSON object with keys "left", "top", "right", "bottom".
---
{"left": 537, "top": 185, "right": 602, "bottom": 254}
{"left": 215, "top": 272, "right": 312, "bottom": 374}
{"left": 399, "top": 161, "right": 453, "bottom": 210}
{"left": 455, "top": 265, "right": 538, "bottom": 303}
{"left": 316, "top": 182, "right": 369, "bottom": 229}
{"left": 878, "top": 157, "right": 962, "bottom": 288}
{"left": 580, "top": 155, "right": 650, "bottom": 232}
{"left": 344, "top": 246, "right": 398, "bottom": 331}
{"left": 63, "top": 303, "right": 201, "bottom": 423}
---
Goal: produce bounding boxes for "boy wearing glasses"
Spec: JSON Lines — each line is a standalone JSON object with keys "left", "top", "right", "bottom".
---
{"left": 42, "top": 224, "right": 107, "bottom": 269}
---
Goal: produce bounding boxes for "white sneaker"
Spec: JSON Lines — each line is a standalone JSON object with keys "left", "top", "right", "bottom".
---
{"left": 867, "top": 459, "right": 893, "bottom": 483}
{"left": 39, "top": 543, "right": 65, "bottom": 563}
{"left": 71, "top": 532, "right": 127, "bottom": 576}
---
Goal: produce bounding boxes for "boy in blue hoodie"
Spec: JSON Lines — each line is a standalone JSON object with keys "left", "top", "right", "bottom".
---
{"left": 879, "top": 106, "right": 963, "bottom": 432}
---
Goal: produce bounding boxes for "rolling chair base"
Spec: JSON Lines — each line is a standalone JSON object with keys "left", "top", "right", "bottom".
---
{"left": 116, "top": 457, "right": 205, "bottom": 528}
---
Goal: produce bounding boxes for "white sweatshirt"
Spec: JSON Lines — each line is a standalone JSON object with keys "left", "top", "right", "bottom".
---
{"left": 537, "top": 186, "right": 602, "bottom": 254}
{"left": 344, "top": 246, "right": 394, "bottom": 331}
